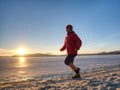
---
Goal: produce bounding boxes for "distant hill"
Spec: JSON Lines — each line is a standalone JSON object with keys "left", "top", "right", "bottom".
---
{"left": 97, "top": 51, "right": 120, "bottom": 55}
{"left": 12, "top": 53, "right": 56, "bottom": 57}
{"left": 12, "top": 51, "right": 120, "bottom": 57}
{"left": 79, "top": 51, "right": 120, "bottom": 56}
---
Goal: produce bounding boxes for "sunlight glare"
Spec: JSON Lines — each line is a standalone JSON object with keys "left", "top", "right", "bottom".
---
{"left": 17, "top": 48, "right": 27, "bottom": 55}
{"left": 18, "top": 57, "right": 27, "bottom": 67}
{"left": 20, "top": 57, "right": 25, "bottom": 62}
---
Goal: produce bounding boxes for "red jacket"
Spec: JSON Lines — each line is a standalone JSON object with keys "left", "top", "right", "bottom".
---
{"left": 61, "top": 31, "right": 82, "bottom": 55}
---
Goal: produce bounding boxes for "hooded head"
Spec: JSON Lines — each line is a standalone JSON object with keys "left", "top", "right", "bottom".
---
{"left": 66, "top": 24, "right": 73, "bottom": 33}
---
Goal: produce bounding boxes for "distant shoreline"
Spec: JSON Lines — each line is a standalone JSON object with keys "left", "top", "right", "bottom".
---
{"left": 11, "top": 51, "right": 120, "bottom": 57}
{"left": 0, "top": 51, "right": 120, "bottom": 57}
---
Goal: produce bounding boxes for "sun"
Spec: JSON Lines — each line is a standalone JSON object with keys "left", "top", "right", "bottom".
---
{"left": 17, "top": 48, "right": 27, "bottom": 55}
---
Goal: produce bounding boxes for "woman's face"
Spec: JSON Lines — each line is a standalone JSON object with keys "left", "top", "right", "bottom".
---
{"left": 66, "top": 28, "right": 72, "bottom": 33}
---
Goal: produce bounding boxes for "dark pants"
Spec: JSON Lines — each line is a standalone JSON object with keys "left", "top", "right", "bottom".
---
{"left": 64, "top": 54, "right": 77, "bottom": 65}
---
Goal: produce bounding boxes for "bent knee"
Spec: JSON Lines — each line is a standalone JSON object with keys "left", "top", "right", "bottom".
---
{"left": 64, "top": 60, "right": 69, "bottom": 65}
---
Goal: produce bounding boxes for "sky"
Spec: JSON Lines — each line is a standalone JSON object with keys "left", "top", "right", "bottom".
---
{"left": 0, "top": 0, "right": 120, "bottom": 56}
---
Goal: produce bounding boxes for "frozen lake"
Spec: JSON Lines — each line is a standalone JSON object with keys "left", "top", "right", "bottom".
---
{"left": 0, "top": 55, "right": 120, "bottom": 83}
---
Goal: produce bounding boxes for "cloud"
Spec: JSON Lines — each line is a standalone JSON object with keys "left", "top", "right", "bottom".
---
{"left": 0, "top": 48, "right": 14, "bottom": 56}
{"left": 81, "top": 32, "right": 120, "bottom": 53}
{"left": 85, "top": 32, "right": 120, "bottom": 48}
{"left": 102, "top": 33, "right": 120, "bottom": 41}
